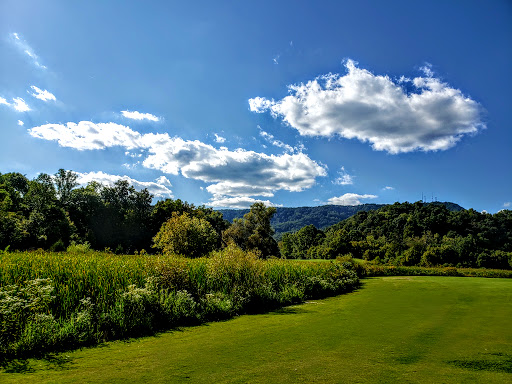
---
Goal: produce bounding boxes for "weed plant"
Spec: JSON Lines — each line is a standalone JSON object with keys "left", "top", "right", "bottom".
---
{"left": 0, "top": 245, "right": 359, "bottom": 360}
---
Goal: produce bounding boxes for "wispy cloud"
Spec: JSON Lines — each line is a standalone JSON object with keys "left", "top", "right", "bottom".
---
{"left": 76, "top": 171, "right": 173, "bottom": 198}
{"left": 327, "top": 193, "right": 378, "bottom": 206}
{"left": 271, "top": 40, "right": 295, "bottom": 66}
{"left": 17, "top": 120, "right": 24, "bottom": 126}
{"left": 382, "top": 186, "right": 394, "bottom": 191}
{"left": 250, "top": 59, "right": 485, "bottom": 154}
{"left": 28, "top": 121, "right": 327, "bottom": 205}
{"left": 258, "top": 126, "right": 298, "bottom": 153}
{"left": 121, "top": 110, "right": 159, "bottom": 122}
{"left": 29, "top": 86, "right": 56, "bottom": 101}
{"left": 214, "top": 133, "right": 226, "bottom": 143}
{"left": 0, "top": 96, "right": 31, "bottom": 112}
{"left": 504, "top": 202, "right": 511, "bottom": 208}
{"left": 333, "top": 166, "right": 354, "bottom": 185}
{"left": 10, "top": 32, "right": 47, "bottom": 69}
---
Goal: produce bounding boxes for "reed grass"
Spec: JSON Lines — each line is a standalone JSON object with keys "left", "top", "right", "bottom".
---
{"left": 0, "top": 246, "right": 359, "bottom": 360}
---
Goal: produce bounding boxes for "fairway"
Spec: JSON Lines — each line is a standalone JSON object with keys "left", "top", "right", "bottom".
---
{"left": 2, "top": 276, "right": 511, "bottom": 383}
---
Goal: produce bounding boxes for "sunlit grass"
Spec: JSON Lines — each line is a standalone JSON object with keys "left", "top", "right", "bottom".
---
{"left": 1, "top": 276, "right": 510, "bottom": 383}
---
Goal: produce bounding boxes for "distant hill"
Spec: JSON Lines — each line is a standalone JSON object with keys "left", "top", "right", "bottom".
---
{"left": 218, "top": 202, "right": 464, "bottom": 239}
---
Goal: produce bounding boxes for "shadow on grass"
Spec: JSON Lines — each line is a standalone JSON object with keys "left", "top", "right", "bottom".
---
{"left": 447, "top": 352, "right": 512, "bottom": 373}
{"left": 271, "top": 306, "right": 309, "bottom": 315}
{"left": 0, "top": 352, "right": 76, "bottom": 374}
{"left": 0, "top": 358, "right": 35, "bottom": 374}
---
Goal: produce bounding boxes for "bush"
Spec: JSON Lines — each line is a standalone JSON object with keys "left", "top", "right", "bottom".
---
{"left": 153, "top": 212, "right": 218, "bottom": 258}
{"left": 66, "top": 241, "right": 92, "bottom": 253}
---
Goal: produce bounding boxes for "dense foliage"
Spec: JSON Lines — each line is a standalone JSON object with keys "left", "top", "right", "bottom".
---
{"left": 0, "top": 170, "right": 229, "bottom": 255}
{"left": 222, "top": 203, "right": 280, "bottom": 258}
{"left": 219, "top": 204, "right": 388, "bottom": 239}
{"left": 280, "top": 202, "right": 512, "bottom": 269}
{"left": 153, "top": 212, "right": 218, "bottom": 258}
{"left": 0, "top": 248, "right": 359, "bottom": 359}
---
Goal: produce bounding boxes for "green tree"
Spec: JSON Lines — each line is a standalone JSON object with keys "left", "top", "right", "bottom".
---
{"left": 151, "top": 199, "right": 229, "bottom": 248}
{"left": 222, "top": 202, "right": 279, "bottom": 258}
{"left": 54, "top": 169, "right": 78, "bottom": 208}
{"left": 153, "top": 212, "right": 218, "bottom": 257}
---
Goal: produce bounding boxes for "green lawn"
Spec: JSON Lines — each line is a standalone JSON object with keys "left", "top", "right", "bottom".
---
{"left": 2, "top": 276, "right": 511, "bottom": 383}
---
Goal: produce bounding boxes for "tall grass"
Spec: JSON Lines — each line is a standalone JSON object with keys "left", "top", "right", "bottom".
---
{"left": 360, "top": 264, "right": 512, "bottom": 278}
{"left": 0, "top": 246, "right": 359, "bottom": 360}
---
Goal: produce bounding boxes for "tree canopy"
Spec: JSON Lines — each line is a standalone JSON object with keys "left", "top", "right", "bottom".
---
{"left": 278, "top": 201, "right": 512, "bottom": 269}
{"left": 222, "top": 202, "right": 279, "bottom": 258}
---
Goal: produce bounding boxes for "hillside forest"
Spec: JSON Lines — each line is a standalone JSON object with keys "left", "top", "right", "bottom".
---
{"left": 0, "top": 170, "right": 511, "bottom": 269}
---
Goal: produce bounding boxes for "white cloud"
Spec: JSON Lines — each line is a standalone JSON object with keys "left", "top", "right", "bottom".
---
{"left": 29, "top": 121, "right": 142, "bottom": 150}
{"left": 121, "top": 110, "right": 159, "bottom": 122}
{"left": 207, "top": 196, "right": 281, "bottom": 209}
{"left": 156, "top": 176, "right": 172, "bottom": 186}
{"left": 29, "top": 86, "right": 56, "bottom": 101}
{"left": 383, "top": 186, "right": 394, "bottom": 190}
{"left": 327, "top": 193, "right": 378, "bottom": 206}
{"left": 17, "top": 120, "right": 24, "bottom": 126}
{"left": 76, "top": 171, "right": 173, "bottom": 198}
{"left": 249, "top": 97, "right": 275, "bottom": 113}
{"left": 29, "top": 121, "right": 327, "bottom": 203}
{"left": 0, "top": 96, "right": 31, "bottom": 112}
{"left": 504, "top": 202, "right": 511, "bottom": 208}
{"left": 9, "top": 32, "right": 47, "bottom": 69}
{"left": 12, "top": 98, "right": 30, "bottom": 112}
{"left": 214, "top": 133, "right": 226, "bottom": 143}
{"left": 206, "top": 182, "right": 275, "bottom": 198}
{"left": 333, "top": 166, "right": 353, "bottom": 185}
{"left": 140, "top": 135, "right": 327, "bottom": 197}
{"left": 122, "top": 162, "right": 139, "bottom": 169}
{"left": 249, "top": 59, "right": 485, "bottom": 154}
{"left": 258, "top": 128, "right": 295, "bottom": 153}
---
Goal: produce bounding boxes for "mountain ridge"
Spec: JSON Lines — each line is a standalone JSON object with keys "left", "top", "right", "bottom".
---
{"left": 217, "top": 202, "right": 464, "bottom": 239}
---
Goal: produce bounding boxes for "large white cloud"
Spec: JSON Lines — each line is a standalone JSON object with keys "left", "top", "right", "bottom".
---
{"left": 249, "top": 60, "right": 485, "bottom": 154}
{"left": 139, "top": 133, "right": 327, "bottom": 200}
{"left": 76, "top": 171, "right": 173, "bottom": 198}
{"left": 29, "top": 121, "right": 326, "bottom": 204}
{"left": 327, "top": 193, "right": 378, "bottom": 206}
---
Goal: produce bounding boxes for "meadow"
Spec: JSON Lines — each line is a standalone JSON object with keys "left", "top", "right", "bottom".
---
{"left": 0, "top": 248, "right": 359, "bottom": 360}
{"left": 1, "top": 275, "right": 511, "bottom": 383}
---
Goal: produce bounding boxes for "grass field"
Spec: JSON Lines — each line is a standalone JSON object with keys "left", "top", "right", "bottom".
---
{"left": 1, "top": 276, "right": 511, "bottom": 383}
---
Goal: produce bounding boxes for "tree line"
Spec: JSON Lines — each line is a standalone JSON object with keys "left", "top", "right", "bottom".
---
{"left": 280, "top": 201, "right": 512, "bottom": 269}
{"left": 0, "top": 170, "right": 278, "bottom": 257}
{"left": 2, "top": 170, "right": 511, "bottom": 269}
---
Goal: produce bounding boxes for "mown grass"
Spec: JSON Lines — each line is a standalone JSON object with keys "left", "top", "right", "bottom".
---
{"left": 0, "top": 247, "right": 359, "bottom": 360}
{"left": 1, "top": 276, "right": 510, "bottom": 383}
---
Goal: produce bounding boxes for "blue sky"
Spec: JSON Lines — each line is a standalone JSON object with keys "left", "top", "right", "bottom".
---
{"left": 0, "top": 0, "right": 511, "bottom": 212}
